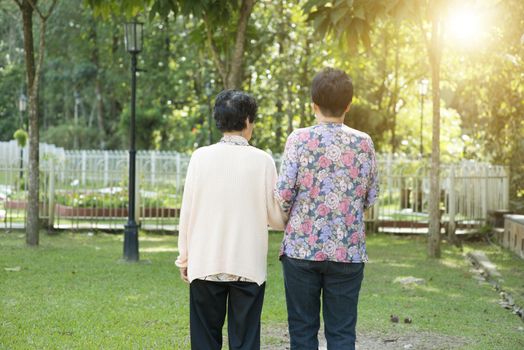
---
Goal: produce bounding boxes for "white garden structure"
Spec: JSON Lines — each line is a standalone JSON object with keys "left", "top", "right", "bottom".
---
{"left": 0, "top": 141, "right": 509, "bottom": 233}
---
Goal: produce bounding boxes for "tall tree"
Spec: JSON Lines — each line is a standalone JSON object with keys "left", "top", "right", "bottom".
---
{"left": 424, "top": 1, "right": 444, "bottom": 256}
{"left": 88, "top": 0, "right": 256, "bottom": 89}
{"left": 12, "top": 0, "right": 57, "bottom": 246}
{"left": 88, "top": 13, "right": 107, "bottom": 147}
{"left": 203, "top": 0, "right": 255, "bottom": 88}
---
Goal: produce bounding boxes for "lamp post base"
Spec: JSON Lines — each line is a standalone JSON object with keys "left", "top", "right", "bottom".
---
{"left": 123, "top": 221, "right": 139, "bottom": 261}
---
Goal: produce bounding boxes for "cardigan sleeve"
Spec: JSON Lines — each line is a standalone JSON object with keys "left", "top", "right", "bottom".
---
{"left": 266, "top": 157, "right": 288, "bottom": 231}
{"left": 175, "top": 154, "right": 196, "bottom": 268}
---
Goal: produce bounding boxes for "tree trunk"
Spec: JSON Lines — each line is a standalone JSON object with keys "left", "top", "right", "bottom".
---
{"left": 299, "top": 37, "right": 311, "bottom": 128}
{"left": 226, "top": 0, "right": 255, "bottom": 89}
{"left": 21, "top": 0, "right": 39, "bottom": 246}
{"left": 95, "top": 80, "right": 105, "bottom": 147}
{"left": 203, "top": 0, "right": 255, "bottom": 89}
{"left": 287, "top": 85, "right": 294, "bottom": 135}
{"left": 275, "top": 0, "right": 286, "bottom": 147}
{"left": 275, "top": 101, "right": 283, "bottom": 150}
{"left": 427, "top": 8, "right": 443, "bottom": 258}
{"left": 17, "top": 0, "right": 56, "bottom": 245}
{"left": 377, "top": 25, "right": 390, "bottom": 108}
{"left": 390, "top": 24, "right": 400, "bottom": 154}
{"left": 108, "top": 29, "right": 120, "bottom": 139}
{"left": 204, "top": 15, "right": 228, "bottom": 87}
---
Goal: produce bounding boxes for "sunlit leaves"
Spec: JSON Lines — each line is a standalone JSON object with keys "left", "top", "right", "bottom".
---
{"left": 85, "top": 0, "right": 147, "bottom": 18}
{"left": 303, "top": 0, "right": 421, "bottom": 50}
{"left": 87, "top": 0, "right": 240, "bottom": 26}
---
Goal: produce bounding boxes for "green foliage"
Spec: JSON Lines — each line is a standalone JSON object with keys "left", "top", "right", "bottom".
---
{"left": 444, "top": 0, "right": 524, "bottom": 206}
{"left": 54, "top": 190, "right": 178, "bottom": 208}
{"left": 0, "top": 59, "right": 24, "bottom": 141}
{"left": 345, "top": 104, "right": 389, "bottom": 146}
{"left": 55, "top": 191, "right": 127, "bottom": 208}
{"left": 0, "top": 0, "right": 522, "bottom": 201}
{"left": 41, "top": 124, "right": 101, "bottom": 149}
{"left": 85, "top": 0, "right": 148, "bottom": 18}
{"left": 86, "top": 0, "right": 242, "bottom": 22}
{"left": 13, "top": 129, "right": 28, "bottom": 148}
{"left": 304, "top": 0, "right": 418, "bottom": 50}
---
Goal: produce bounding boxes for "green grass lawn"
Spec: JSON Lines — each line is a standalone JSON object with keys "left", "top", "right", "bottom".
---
{"left": 1, "top": 231, "right": 523, "bottom": 349}
{"left": 469, "top": 242, "right": 524, "bottom": 309}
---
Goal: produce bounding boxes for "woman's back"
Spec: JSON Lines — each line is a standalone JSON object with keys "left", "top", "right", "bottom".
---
{"left": 175, "top": 90, "right": 286, "bottom": 350}
{"left": 177, "top": 136, "right": 284, "bottom": 285}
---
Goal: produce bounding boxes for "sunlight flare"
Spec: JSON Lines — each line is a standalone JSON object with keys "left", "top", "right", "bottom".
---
{"left": 446, "top": 7, "right": 483, "bottom": 45}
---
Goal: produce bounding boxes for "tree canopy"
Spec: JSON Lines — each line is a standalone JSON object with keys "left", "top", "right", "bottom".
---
{"left": 0, "top": 0, "right": 522, "bottom": 210}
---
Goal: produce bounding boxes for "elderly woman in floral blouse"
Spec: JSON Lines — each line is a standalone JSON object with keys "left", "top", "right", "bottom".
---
{"left": 275, "top": 68, "right": 379, "bottom": 350}
{"left": 175, "top": 90, "right": 286, "bottom": 350}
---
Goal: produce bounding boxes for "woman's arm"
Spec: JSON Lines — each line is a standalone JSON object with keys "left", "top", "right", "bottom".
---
{"left": 274, "top": 131, "right": 300, "bottom": 213}
{"left": 364, "top": 138, "right": 379, "bottom": 210}
{"left": 266, "top": 158, "right": 288, "bottom": 230}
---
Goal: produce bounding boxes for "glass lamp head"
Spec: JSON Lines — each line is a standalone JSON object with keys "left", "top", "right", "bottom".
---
{"left": 124, "top": 20, "right": 144, "bottom": 53}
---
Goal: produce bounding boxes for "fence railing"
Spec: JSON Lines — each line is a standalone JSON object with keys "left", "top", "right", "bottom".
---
{"left": 0, "top": 149, "right": 509, "bottom": 234}
{"left": 371, "top": 155, "right": 509, "bottom": 234}
{"left": 0, "top": 140, "right": 65, "bottom": 167}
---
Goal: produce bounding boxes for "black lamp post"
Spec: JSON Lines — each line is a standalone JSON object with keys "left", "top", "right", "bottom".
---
{"left": 18, "top": 93, "right": 27, "bottom": 180}
{"left": 418, "top": 79, "right": 429, "bottom": 157}
{"left": 123, "top": 19, "right": 143, "bottom": 262}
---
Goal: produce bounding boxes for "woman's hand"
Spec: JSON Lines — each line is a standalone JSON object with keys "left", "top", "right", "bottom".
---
{"left": 179, "top": 267, "right": 189, "bottom": 283}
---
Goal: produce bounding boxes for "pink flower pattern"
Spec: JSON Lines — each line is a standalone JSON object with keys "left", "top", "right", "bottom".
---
{"left": 275, "top": 123, "right": 379, "bottom": 263}
{"left": 310, "top": 186, "right": 321, "bottom": 198}
{"left": 319, "top": 156, "right": 332, "bottom": 168}
{"left": 307, "top": 139, "right": 320, "bottom": 150}
{"left": 317, "top": 204, "right": 331, "bottom": 217}
{"left": 300, "top": 172, "right": 314, "bottom": 188}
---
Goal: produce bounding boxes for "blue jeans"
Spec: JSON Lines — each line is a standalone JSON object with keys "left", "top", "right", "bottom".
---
{"left": 281, "top": 255, "right": 364, "bottom": 350}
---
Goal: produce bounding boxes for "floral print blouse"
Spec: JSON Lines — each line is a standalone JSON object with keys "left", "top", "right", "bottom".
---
{"left": 275, "top": 123, "right": 379, "bottom": 263}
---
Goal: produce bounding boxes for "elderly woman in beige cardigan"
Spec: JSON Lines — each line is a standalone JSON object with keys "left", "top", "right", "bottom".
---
{"left": 175, "top": 90, "right": 286, "bottom": 350}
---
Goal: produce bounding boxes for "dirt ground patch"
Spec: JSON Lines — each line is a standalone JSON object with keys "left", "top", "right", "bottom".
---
{"left": 261, "top": 323, "right": 470, "bottom": 350}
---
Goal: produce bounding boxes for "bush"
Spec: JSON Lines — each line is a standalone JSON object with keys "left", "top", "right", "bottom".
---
{"left": 13, "top": 129, "right": 28, "bottom": 148}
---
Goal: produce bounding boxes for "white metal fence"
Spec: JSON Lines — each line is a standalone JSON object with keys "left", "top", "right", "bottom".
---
{"left": 0, "top": 140, "right": 65, "bottom": 166}
{"left": 373, "top": 155, "right": 509, "bottom": 234}
{"left": 0, "top": 143, "right": 510, "bottom": 233}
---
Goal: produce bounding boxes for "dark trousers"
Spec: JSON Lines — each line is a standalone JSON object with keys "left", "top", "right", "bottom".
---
{"left": 281, "top": 256, "right": 364, "bottom": 350}
{"left": 189, "top": 279, "right": 266, "bottom": 350}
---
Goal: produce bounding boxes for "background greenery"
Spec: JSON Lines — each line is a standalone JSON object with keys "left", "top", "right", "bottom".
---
{"left": 0, "top": 0, "right": 522, "bottom": 208}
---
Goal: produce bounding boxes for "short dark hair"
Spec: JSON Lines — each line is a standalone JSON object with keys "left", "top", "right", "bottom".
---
{"left": 311, "top": 67, "right": 353, "bottom": 118}
{"left": 213, "top": 90, "right": 258, "bottom": 132}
